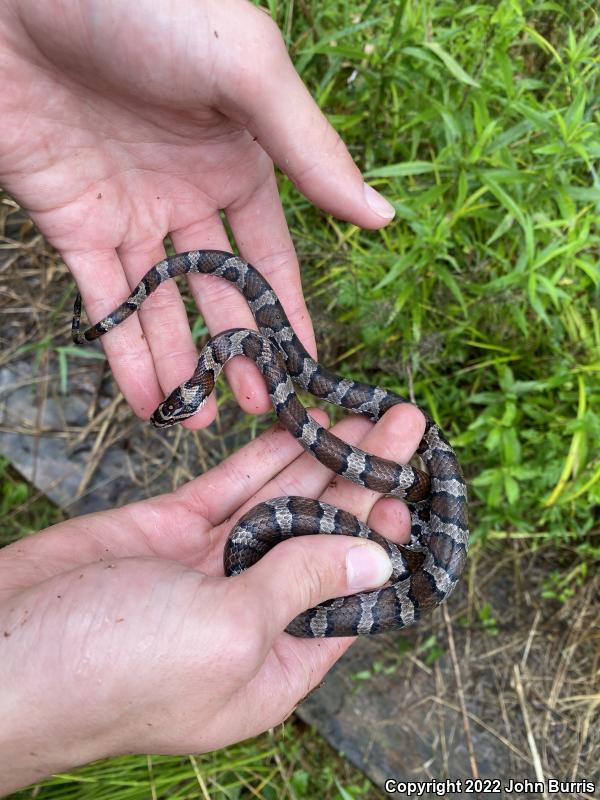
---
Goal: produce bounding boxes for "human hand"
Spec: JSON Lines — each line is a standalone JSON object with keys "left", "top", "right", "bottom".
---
{"left": 0, "top": 403, "right": 424, "bottom": 794}
{"left": 0, "top": 0, "right": 395, "bottom": 427}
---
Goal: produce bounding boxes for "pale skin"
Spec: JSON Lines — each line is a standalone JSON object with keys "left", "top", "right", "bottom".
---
{"left": 0, "top": 0, "right": 395, "bottom": 426}
{"left": 0, "top": 405, "right": 425, "bottom": 793}
{"left": 0, "top": 0, "right": 423, "bottom": 793}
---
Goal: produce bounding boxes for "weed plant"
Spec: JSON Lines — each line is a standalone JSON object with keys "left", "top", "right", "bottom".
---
{"left": 274, "top": 0, "right": 600, "bottom": 574}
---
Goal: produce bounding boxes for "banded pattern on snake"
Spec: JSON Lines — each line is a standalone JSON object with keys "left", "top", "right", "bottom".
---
{"left": 72, "top": 250, "right": 468, "bottom": 637}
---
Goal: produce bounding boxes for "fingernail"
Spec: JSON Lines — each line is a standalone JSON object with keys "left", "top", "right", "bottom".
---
{"left": 363, "top": 183, "right": 396, "bottom": 220}
{"left": 346, "top": 542, "right": 393, "bottom": 591}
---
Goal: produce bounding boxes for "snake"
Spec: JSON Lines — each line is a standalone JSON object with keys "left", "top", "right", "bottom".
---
{"left": 72, "top": 250, "right": 468, "bottom": 637}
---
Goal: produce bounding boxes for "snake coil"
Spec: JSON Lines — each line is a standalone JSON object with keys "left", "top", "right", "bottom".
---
{"left": 72, "top": 250, "right": 468, "bottom": 637}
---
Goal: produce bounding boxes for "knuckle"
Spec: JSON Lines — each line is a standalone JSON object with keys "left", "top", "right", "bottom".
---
{"left": 193, "top": 273, "right": 244, "bottom": 311}
{"left": 291, "top": 128, "right": 348, "bottom": 184}
{"left": 383, "top": 403, "right": 425, "bottom": 441}
{"left": 286, "top": 541, "right": 335, "bottom": 609}
{"left": 251, "top": 246, "right": 298, "bottom": 280}
{"left": 255, "top": 11, "right": 285, "bottom": 47}
{"left": 400, "top": 404, "right": 427, "bottom": 440}
{"left": 226, "top": 13, "right": 286, "bottom": 96}
{"left": 271, "top": 471, "right": 308, "bottom": 499}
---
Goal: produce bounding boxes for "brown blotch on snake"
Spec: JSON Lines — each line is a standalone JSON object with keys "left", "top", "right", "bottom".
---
{"left": 72, "top": 250, "right": 468, "bottom": 637}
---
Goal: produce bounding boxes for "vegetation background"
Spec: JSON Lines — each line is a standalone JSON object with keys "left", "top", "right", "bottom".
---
{"left": 2, "top": 0, "right": 599, "bottom": 797}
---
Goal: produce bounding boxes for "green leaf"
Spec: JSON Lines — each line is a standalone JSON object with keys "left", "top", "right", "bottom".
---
{"left": 423, "top": 41, "right": 480, "bottom": 87}
{"left": 435, "top": 265, "right": 467, "bottom": 312}
{"left": 480, "top": 175, "right": 527, "bottom": 231}
{"left": 364, "top": 161, "right": 446, "bottom": 178}
{"left": 504, "top": 474, "right": 520, "bottom": 504}
{"left": 524, "top": 24, "right": 563, "bottom": 65}
{"left": 335, "top": 779, "right": 359, "bottom": 800}
{"left": 373, "top": 253, "right": 414, "bottom": 290}
{"left": 291, "top": 770, "right": 310, "bottom": 795}
{"left": 55, "top": 346, "right": 106, "bottom": 360}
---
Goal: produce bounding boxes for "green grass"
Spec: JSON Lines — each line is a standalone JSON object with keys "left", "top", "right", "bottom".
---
{"left": 273, "top": 0, "right": 600, "bottom": 556}
{"left": 7, "top": 731, "right": 376, "bottom": 800}
{"left": 5, "top": 0, "right": 600, "bottom": 796}
{"left": 0, "top": 458, "right": 64, "bottom": 546}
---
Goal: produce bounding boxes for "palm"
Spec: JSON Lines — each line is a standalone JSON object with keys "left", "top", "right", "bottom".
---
{"left": 12, "top": 86, "right": 271, "bottom": 254}
{"left": 3, "top": 0, "right": 329, "bottom": 426}
{"left": 0, "top": 414, "right": 342, "bottom": 755}
{"left": 0, "top": 403, "right": 423, "bottom": 761}
{"left": 2, "top": 0, "right": 394, "bottom": 427}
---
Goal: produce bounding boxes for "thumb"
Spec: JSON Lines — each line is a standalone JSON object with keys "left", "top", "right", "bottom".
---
{"left": 215, "top": 6, "right": 395, "bottom": 228}
{"left": 237, "top": 535, "right": 393, "bottom": 639}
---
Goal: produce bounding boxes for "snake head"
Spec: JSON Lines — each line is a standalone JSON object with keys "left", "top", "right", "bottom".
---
{"left": 151, "top": 389, "right": 194, "bottom": 427}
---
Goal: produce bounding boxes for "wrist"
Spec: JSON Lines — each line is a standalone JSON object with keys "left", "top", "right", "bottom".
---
{"left": 0, "top": 599, "right": 116, "bottom": 795}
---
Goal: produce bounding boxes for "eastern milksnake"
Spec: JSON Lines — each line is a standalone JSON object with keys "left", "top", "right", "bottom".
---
{"left": 72, "top": 250, "right": 468, "bottom": 637}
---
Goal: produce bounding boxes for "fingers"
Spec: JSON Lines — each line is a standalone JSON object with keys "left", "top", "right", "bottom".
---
{"left": 214, "top": 7, "right": 395, "bottom": 228}
{"left": 64, "top": 247, "right": 163, "bottom": 420}
{"left": 221, "top": 403, "right": 425, "bottom": 641}
{"left": 226, "top": 169, "right": 317, "bottom": 361}
{"left": 320, "top": 403, "right": 426, "bottom": 544}
{"left": 212, "top": 404, "right": 422, "bottom": 703}
{"left": 235, "top": 530, "right": 393, "bottom": 642}
{"left": 229, "top": 403, "right": 426, "bottom": 548}
{"left": 174, "top": 408, "right": 330, "bottom": 528}
{"left": 170, "top": 211, "right": 271, "bottom": 419}
{"left": 0, "top": 408, "right": 333, "bottom": 597}
{"left": 116, "top": 241, "right": 218, "bottom": 429}
{"left": 67, "top": 242, "right": 220, "bottom": 427}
